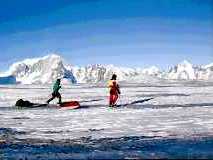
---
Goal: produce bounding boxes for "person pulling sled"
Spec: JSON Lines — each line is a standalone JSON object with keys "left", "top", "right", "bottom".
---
{"left": 47, "top": 79, "right": 62, "bottom": 104}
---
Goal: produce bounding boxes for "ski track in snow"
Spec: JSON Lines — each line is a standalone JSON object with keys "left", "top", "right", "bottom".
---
{"left": 0, "top": 82, "right": 213, "bottom": 142}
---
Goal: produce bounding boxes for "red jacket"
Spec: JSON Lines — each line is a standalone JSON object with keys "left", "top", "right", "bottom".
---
{"left": 108, "top": 80, "right": 120, "bottom": 95}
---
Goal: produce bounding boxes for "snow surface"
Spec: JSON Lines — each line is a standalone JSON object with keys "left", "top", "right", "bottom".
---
{"left": 1, "top": 82, "right": 213, "bottom": 142}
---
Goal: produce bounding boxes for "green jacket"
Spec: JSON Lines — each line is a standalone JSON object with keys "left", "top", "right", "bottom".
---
{"left": 53, "top": 81, "right": 61, "bottom": 93}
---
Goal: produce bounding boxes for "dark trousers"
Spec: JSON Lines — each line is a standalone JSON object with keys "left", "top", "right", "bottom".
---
{"left": 47, "top": 92, "right": 62, "bottom": 104}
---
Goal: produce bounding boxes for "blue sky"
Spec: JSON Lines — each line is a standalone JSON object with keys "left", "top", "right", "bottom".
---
{"left": 0, "top": 0, "right": 212, "bottom": 70}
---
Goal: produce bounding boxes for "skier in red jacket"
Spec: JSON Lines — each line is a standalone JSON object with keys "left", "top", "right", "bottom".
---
{"left": 107, "top": 74, "right": 121, "bottom": 107}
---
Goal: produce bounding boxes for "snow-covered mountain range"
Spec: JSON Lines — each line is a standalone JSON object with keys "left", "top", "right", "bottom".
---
{"left": 0, "top": 54, "right": 213, "bottom": 84}
{"left": 0, "top": 55, "right": 76, "bottom": 84}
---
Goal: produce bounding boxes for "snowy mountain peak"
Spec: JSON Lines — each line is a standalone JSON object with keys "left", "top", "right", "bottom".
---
{"left": 5, "top": 54, "right": 76, "bottom": 84}
{"left": 147, "top": 66, "right": 160, "bottom": 72}
{"left": 167, "top": 60, "right": 196, "bottom": 80}
{"left": 179, "top": 60, "right": 191, "bottom": 65}
{"left": 141, "top": 66, "right": 161, "bottom": 76}
{"left": 149, "top": 66, "right": 159, "bottom": 70}
{"left": 177, "top": 60, "right": 193, "bottom": 68}
{"left": 12, "top": 54, "right": 61, "bottom": 67}
{"left": 177, "top": 60, "right": 193, "bottom": 71}
{"left": 9, "top": 54, "right": 61, "bottom": 72}
{"left": 204, "top": 63, "right": 213, "bottom": 69}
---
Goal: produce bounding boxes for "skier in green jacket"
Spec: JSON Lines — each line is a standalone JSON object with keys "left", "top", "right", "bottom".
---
{"left": 47, "top": 79, "right": 62, "bottom": 104}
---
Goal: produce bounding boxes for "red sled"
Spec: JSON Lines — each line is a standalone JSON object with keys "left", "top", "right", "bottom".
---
{"left": 59, "top": 101, "right": 80, "bottom": 109}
